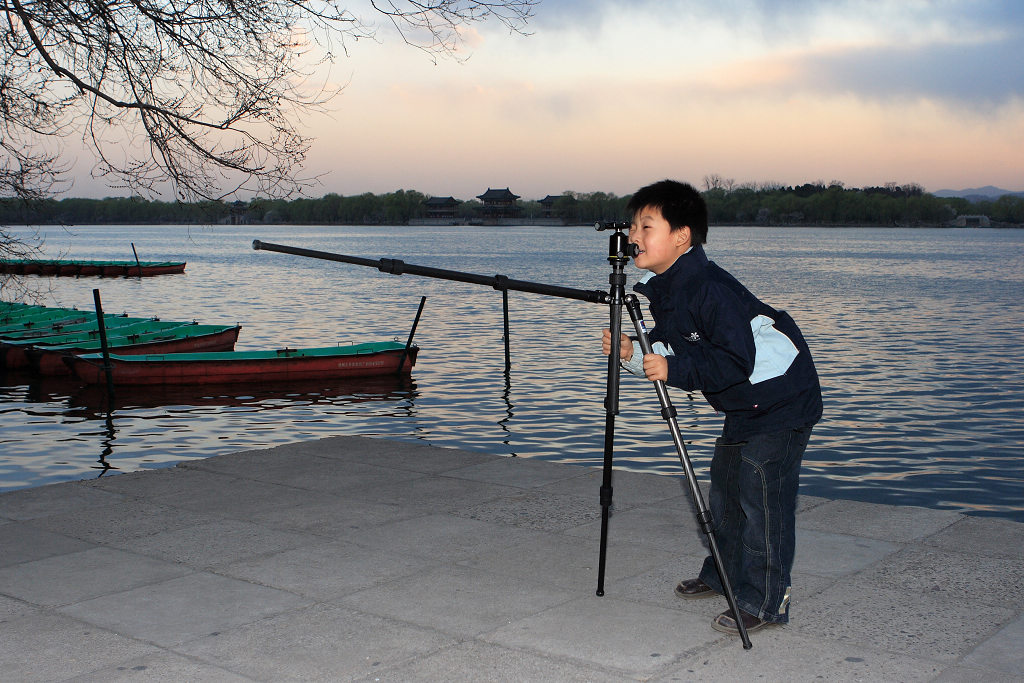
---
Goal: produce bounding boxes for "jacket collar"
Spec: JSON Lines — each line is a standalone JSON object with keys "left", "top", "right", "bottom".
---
{"left": 635, "top": 244, "right": 709, "bottom": 294}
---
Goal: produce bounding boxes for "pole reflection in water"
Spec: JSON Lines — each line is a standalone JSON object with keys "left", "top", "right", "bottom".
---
{"left": 94, "top": 410, "right": 118, "bottom": 476}
{"left": 11, "top": 374, "right": 421, "bottom": 484}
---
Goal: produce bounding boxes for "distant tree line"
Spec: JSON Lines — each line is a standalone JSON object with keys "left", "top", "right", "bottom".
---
{"left": 699, "top": 179, "right": 1024, "bottom": 226}
{"left": 2, "top": 183, "right": 1022, "bottom": 227}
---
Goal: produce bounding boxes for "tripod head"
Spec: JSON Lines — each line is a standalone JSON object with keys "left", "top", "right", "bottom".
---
{"left": 594, "top": 221, "right": 639, "bottom": 262}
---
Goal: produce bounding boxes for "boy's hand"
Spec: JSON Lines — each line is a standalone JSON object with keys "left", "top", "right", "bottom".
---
{"left": 642, "top": 353, "right": 668, "bottom": 382}
{"left": 602, "top": 329, "right": 633, "bottom": 361}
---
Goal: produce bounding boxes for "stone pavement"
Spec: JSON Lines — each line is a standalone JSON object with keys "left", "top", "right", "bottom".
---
{"left": 1, "top": 435, "right": 1022, "bottom": 681}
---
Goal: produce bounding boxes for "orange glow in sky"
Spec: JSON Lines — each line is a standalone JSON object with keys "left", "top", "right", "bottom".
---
{"left": 65, "top": 1, "right": 1024, "bottom": 200}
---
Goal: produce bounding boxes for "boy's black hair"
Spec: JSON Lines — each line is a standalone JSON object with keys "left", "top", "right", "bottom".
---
{"left": 626, "top": 180, "right": 708, "bottom": 245}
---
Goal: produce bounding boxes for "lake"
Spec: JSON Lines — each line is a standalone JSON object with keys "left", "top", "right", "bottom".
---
{"left": 2, "top": 224, "right": 1022, "bottom": 522}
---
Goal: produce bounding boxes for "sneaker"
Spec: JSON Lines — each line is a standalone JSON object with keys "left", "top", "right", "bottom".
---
{"left": 674, "top": 577, "right": 717, "bottom": 599}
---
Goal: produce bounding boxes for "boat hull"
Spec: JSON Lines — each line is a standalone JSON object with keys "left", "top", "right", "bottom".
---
{"left": 65, "top": 343, "right": 418, "bottom": 385}
{"left": 28, "top": 325, "right": 242, "bottom": 376}
{"left": 0, "top": 259, "right": 186, "bottom": 277}
{"left": 1, "top": 319, "right": 179, "bottom": 369}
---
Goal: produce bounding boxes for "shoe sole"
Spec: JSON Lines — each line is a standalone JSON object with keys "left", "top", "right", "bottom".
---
{"left": 674, "top": 584, "right": 719, "bottom": 600}
{"left": 711, "top": 615, "right": 775, "bottom": 635}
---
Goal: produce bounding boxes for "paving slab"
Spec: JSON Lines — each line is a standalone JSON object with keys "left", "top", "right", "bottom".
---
{"left": 458, "top": 531, "right": 681, "bottom": 591}
{"left": 922, "top": 514, "right": 1024, "bottom": 559}
{"left": 483, "top": 595, "right": 721, "bottom": 676}
{"left": 852, "top": 545, "right": 1024, "bottom": 609}
{"left": 28, "top": 499, "right": 217, "bottom": 546}
{"left": 564, "top": 496, "right": 709, "bottom": 552}
{"left": 451, "top": 486, "right": 602, "bottom": 532}
{"left": 0, "top": 611, "right": 159, "bottom": 682}
{"left": 0, "top": 480, "right": 123, "bottom": 522}
{"left": 538, "top": 467, "right": 689, "bottom": 510}
{"left": 69, "top": 650, "right": 252, "bottom": 682}
{"left": 0, "top": 522, "right": 94, "bottom": 568}
{"left": 958, "top": 612, "right": 1024, "bottom": 675}
{"left": 58, "top": 572, "right": 311, "bottom": 647}
{"left": 446, "top": 455, "right": 594, "bottom": 489}
{"left": 0, "top": 547, "right": 189, "bottom": 607}
{"left": 218, "top": 539, "right": 426, "bottom": 600}
{"left": 330, "top": 511, "right": 542, "bottom": 562}
{"left": 793, "top": 528, "right": 902, "bottom": 577}
{"left": 795, "top": 582, "right": 1016, "bottom": 663}
{"left": 340, "top": 471, "right": 515, "bottom": 513}
{"left": 309, "top": 435, "right": 500, "bottom": 473}
{"left": 239, "top": 493, "right": 421, "bottom": 536}
{"left": 0, "top": 435, "right": 1021, "bottom": 681}
{"left": 796, "top": 498, "right": 963, "bottom": 543}
{"left": 119, "top": 517, "right": 322, "bottom": 569}
{"left": 175, "top": 604, "right": 458, "bottom": 681}
{"left": 353, "top": 640, "right": 627, "bottom": 683}
{"left": 651, "top": 628, "right": 945, "bottom": 682}
{"left": 0, "top": 593, "right": 39, "bottom": 620}
{"left": 337, "top": 563, "right": 579, "bottom": 638}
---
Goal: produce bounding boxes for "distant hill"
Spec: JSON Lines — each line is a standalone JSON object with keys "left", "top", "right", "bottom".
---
{"left": 933, "top": 185, "right": 1024, "bottom": 201}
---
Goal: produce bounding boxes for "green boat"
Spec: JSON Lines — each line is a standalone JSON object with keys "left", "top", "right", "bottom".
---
{"left": 0, "top": 307, "right": 94, "bottom": 332}
{"left": 1, "top": 318, "right": 190, "bottom": 369}
{"left": 28, "top": 324, "right": 243, "bottom": 375}
{"left": 1, "top": 317, "right": 167, "bottom": 345}
{"left": 0, "top": 313, "right": 140, "bottom": 340}
{"left": 66, "top": 341, "right": 418, "bottom": 386}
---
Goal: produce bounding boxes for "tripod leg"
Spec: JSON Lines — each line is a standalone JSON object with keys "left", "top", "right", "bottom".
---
{"left": 595, "top": 296, "right": 623, "bottom": 597}
{"left": 624, "top": 295, "right": 752, "bottom": 649}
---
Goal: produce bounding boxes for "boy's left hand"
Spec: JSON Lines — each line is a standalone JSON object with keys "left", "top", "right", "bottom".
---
{"left": 642, "top": 353, "right": 668, "bottom": 382}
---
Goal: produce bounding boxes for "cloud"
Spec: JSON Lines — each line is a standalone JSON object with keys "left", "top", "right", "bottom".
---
{"left": 547, "top": 1, "right": 1024, "bottom": 106}
{"left": 801, "top": 38, "right": 1024, "bottom": 105}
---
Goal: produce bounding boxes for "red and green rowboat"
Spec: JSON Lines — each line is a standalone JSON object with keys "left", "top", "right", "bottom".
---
{"left": 64, "top": 342, "right": 418, "bottom": 385}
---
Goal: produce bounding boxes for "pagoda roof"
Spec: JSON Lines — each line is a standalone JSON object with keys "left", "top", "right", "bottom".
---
{"left": 424, "top": 196, "right": 460, "bottom": 206}
{"left": 538, "top": 194, "right": 575, "bottom": 205}
{"left": 477, "top": 187, "right": 520, "bottom": 201}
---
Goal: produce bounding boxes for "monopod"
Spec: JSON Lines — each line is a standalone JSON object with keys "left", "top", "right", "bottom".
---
{"left": 252, "top": 231, "right": 752, "bottom": 649}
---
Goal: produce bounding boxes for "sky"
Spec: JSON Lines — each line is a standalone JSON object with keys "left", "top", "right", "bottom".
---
{"left": 70, "top": 0, "right": 1024, "bottom": 200}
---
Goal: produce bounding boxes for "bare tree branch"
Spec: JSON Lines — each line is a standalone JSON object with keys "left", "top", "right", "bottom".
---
{"left": 0, "top": 0, "right": 537, "bottom": 208}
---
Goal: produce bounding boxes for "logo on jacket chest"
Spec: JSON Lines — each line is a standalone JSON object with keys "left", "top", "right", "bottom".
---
{"left": 685, "top": 331, "right": 701, "bottom": 343}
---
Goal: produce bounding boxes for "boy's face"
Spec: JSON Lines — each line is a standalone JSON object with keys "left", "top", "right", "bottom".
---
{"left": 629, "top": 205, "right": 692, "bottom": 274}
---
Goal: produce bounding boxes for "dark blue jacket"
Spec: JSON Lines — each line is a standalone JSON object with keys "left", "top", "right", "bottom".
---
{"left": 634, "top": 245, "right": 822, "bottom": 439}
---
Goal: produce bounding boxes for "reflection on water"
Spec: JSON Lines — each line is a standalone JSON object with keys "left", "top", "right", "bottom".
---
{"left": 1, "top": 224, "right": 1023, "bottom": 523}
{"left": 1, "top": 369, "right": 420, "bottom": 488}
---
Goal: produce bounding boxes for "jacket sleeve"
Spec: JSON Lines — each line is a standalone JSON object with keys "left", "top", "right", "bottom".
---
{"left": 622, "top": 338, "right": 674, "bottom": 377}
{"left": 664, "top": 280, "right": 756, "bottom": 393}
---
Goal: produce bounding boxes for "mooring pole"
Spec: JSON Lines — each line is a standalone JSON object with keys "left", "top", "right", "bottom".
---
{"left": 91, "top": 289, "right": 116, "bottom": 400}
{"left": 398, "top": 296, "right": 427, "bottom": 374}
{"left": 130, "top": 242, "right": 143, "bottom": 279}
{"left": 502, "top": 289, "right": 512, "bottom": 374}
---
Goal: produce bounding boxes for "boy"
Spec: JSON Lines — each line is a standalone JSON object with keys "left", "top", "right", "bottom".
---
{"left": 602, "top": 179, "right": 822, "bottom": 634}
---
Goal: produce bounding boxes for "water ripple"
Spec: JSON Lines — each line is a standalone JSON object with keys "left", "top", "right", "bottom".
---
{"left": 2, "top": 225, "right": 1022, "bottom": 521}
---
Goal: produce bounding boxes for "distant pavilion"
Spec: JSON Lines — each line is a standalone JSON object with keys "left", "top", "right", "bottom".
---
{"left": 538, "top": 194, "right": 577, "bottom": 220}
{"left": 423, "top": 196, "right": 461, "bottom": 222}
{"left": 476, "top": 188, "right": 521, "bottom": 221}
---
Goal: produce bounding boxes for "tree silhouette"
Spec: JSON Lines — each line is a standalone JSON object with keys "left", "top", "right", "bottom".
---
{"left": 2, "top": 0, "right": 536, "bottom": 206}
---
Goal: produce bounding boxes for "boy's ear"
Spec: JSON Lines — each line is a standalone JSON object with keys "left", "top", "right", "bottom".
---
{"left": 675, "top": 225, "right": 692, "bottom": 247}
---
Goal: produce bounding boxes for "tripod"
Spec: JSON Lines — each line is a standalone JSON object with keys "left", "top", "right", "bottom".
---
{"left": 595, "top": 225, "right": 751, "bottom": 649}
{"left": 253, "top": 233, "right": 752, "bottom": 648}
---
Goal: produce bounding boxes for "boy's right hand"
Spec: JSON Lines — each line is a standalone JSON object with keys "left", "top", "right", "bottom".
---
{"left": 602, "top": 329, "right": 633, "bottom": 361}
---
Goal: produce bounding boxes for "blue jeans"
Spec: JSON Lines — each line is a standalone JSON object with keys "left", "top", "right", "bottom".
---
{"left": 698, "top": 426, "right": 812, "bottom": 624}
